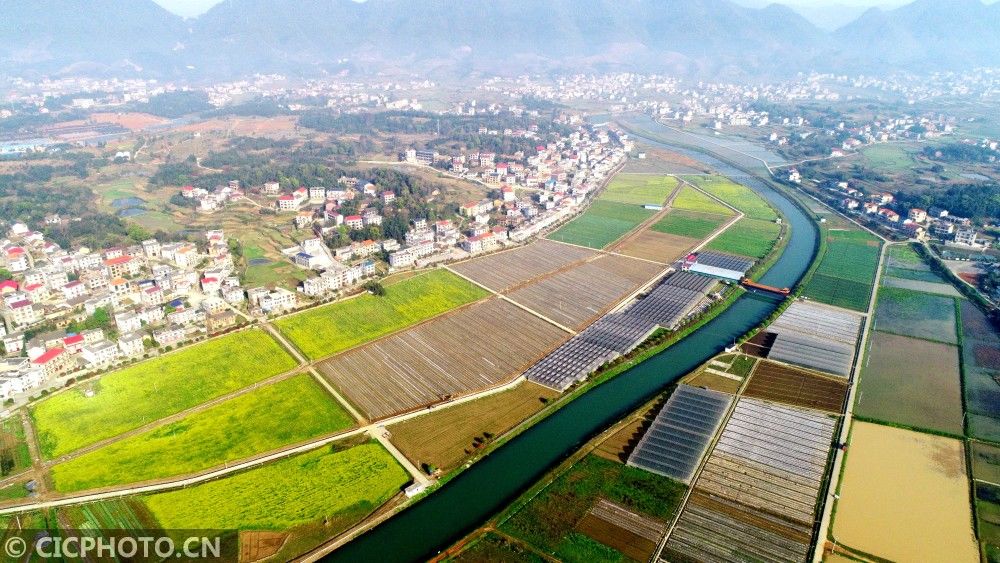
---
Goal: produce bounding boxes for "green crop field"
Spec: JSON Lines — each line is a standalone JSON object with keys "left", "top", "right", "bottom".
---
{"left": 671, "top": 186, "right": 734, "bottom": 216}
{"left": 50, "top": 375, "right": 354, "bottom": 492}
{"left": 874, "top": 287, "right": 958, "bottom": 344}
{"left": 275, "top": 269, "right": 488, "bottom": 360}
{"left": 600, "top": 174, "right": 675, "bottom": 206}
{"left": 887, "top": 244, "right": 925, "bottom": 268}
{"left": 651, "top": 210, "right": 729, "bottom": 240}
{"left": 31, "top": 329, "right": 297, "bottom": 459}
{"left": 684, "top": 176, "right": 777, "bottom": 220}
{"left": 0, "top": 417, "right": 31, "bottom": 478}
{"left": 547, "top": 200, "right": 654, "bottom": 249}
{"left": 705, "top": 217, "right": 780, "bottom": 259}
{"left": 861, "top": 144, "right": 918, "bottom": 173}
{"left": 501, "top": 454, "right": 686, "bottom": 562}
{"left": 803, "top": 229, "right": 882, "bottom": 311}
{"left": 454, "top": 532, "right": 546, "bottom": 563}
{"left": 143, "top": 442, "right": 408, "bottom": 531}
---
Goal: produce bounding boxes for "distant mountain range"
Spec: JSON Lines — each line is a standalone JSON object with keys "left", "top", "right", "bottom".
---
{"left": 2, "top": 0, "right": 998, "bottom": 79}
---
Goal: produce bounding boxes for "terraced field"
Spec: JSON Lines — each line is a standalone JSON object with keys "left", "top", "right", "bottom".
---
{"left": 30, "top": 329, "right": 298, "bottom": 458}
{"left": 317, "top": 298, "right": 568, "bottom": 420}
{"left": 274, "top": 269, "right": 489, "bottom": 360}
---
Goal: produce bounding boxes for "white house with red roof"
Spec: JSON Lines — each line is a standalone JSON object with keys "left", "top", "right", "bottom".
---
{"left": 31, "top": 347, "right": 71, "bottom": 378}
{"left": 345, "top": 215, "right": 364, "bottom": 229}
{"left": 200, "top": 276, "right": 222, "bottom": 295}
{"left": 277, "top": 194, "right": 299, "bottom": 212}
{"left": 62, "top": 333, "right": 85, "bottom": 354}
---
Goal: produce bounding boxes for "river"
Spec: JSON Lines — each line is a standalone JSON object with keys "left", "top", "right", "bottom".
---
{"left": 325, "top": 117, "right": 819, "bottom": 562}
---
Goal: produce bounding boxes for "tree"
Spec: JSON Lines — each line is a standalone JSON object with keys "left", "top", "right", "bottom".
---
{"left": 0, "top": 269, "right": 11, "bottom": 282}
{"left": 363, "top": 281, "right": 386, "bottom": 296}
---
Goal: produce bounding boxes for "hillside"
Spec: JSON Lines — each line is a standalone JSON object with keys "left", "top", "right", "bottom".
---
{"left": 1, "top": 0, "right": 998, "bottom": 78}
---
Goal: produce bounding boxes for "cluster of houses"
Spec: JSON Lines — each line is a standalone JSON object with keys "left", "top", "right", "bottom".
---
{"left": 247, "top": 123, "right": 628, "bottom": 300}
{"left": 0, "top": 223, "right": 290, "bottom": 402}
{"left": 179, "top": 180, "right": 245, "bottom": 213}
{"left": 813, "top": 179, "right": 985, "bottom": 247}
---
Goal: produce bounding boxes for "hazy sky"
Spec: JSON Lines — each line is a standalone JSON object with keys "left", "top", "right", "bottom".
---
{"left": 153, "top": 0, "right": 995, "bottom": 19}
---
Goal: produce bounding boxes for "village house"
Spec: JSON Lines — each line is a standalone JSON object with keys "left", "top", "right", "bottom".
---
{"left": 153, "top": 326, "right": 186, "bottom": 346}
{"left": 80, "top": 340, "right": 120, "bottom": 367}
{"left": 462, "top": 231, "right": 500, "bottom": 254}
{"left": 117, "top": 332, "right": 145, "bottom": 357}
{"left": 31, "top": 347, "right": 72, "bottom": 378}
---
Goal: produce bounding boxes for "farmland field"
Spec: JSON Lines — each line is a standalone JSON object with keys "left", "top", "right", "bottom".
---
{"left": 671, "top": 185, "right": 734, "bottom": 216}
{"left": 453, "top": 533, "right": 545, "bottom": 563}
{"left": 600, "top": 174, "right": 676, "bottom": 206}
{"left": 615, "top": 230, "right": 697, "bottom": 264}
{"left": 886, "top": 243, "right": 926, "bottom": 269}
{"left": 874, "top": 287, "right": 958, "bottom": 344}
{"left": 318, "top": 298, "right": 568, "bottom": 420}
{"left": 50, "top": 375, "right": 354, "bottom": 492}
{"left": 972, "top": 442, "right": 1000, "bottom": 484}
{"left": 704, "top": 217, "right": 780, "bottom": 259}
{"left": 861, "top": 143, "right": 919, "bottom": 172}
{"left": 31, "top": 329, "right": 297, "bottom": 458}
{"left": 855, "top": 332, "right": 964, "bottom": 434}
{"left": 961, "top": 300, "right": 1000, "bottom": 441}
{"left": 547, "top": 200, "right": 655, "bottom": 249}
{"left": 742, "top": 361, "right": 847, "bottom": 413}
{"left": 882, "top": 276, "right": 963, "bottom": 297}
{"left": 682, "top": 354, "right": 757, "bottom": 394}
{"left": 832, "top": 421, "right": 977, "bottom": 562}
{"left": 884, "top": 266, "right": 946, "bottom": 283}
{"left": 505, "top": 254, "right": 662, "bottom": 330}
{"left": 274, "top": 269, "right": 488, "bottom": 360}
{"left": 451, "top": 239, "right": 595, "bottom": 292}
{"left": 143, "top": 441, "right": 408, "bottom": 531}
{"left": 500, "top": 455, "right": 685, "bottom": 563}
{"left": 650, "top": 210, "right": 729, "bottom": 240}
{"left": 683, "top": 175, "right": 777, "bottom": 220}
{"left": 0, "top": 417, "right": 31, "bottom": 478}
{"left": 802, "top": 229, "right": 881, "bottom": 312}
{"left": 60, "top": 498, "right": 155, "bottom": 531}
{"left": 389, "top": 382, "right": 558, "bottom": 472}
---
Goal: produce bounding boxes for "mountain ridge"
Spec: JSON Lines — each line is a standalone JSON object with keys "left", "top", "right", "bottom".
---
{"left": 1, "top": 0, "right": 997, "bottom": 79}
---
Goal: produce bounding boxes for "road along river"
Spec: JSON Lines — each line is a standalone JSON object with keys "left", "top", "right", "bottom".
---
{"left": 324, "top": 117, "right": 819, "bottom": 562}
